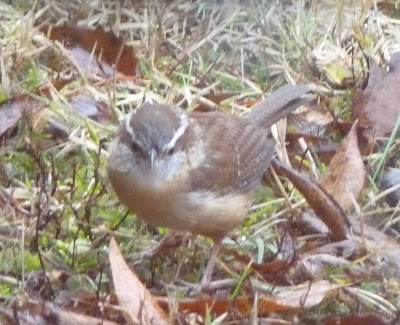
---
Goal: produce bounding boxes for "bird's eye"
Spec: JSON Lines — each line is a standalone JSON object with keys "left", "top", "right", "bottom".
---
{"left": 130, "top": 141, "right": 141, "bottom": 153}
{"left": 166, "top": 147, "right": 175, "bottom": 155}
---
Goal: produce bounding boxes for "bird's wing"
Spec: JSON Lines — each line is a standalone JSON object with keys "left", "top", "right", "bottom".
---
{"left": 188, "top": 112, "right": 274, "bottom": 195}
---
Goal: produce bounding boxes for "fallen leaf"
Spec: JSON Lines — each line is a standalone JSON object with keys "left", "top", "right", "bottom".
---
{"left": 156, "top": 280, "right": 341, "bottom": 316}
{"left": 1, "top": 300, "right": 120, "bottom": 325}
{"left": 261, "top": 280, "right": 342, "bottom": 310}
{"left": 0, "top": 90, "right": 111, "bottom": 140}
{"left": 350, "top": 218, "right": 400, "bottom": 273}
{"left": 352, "top": 52, "right": 400, "bottom": 151}
{"left": 320, "top": 122, "right": 366, "bottom": 212}
{"left": 68, "top": 92, "right": 112, "bottom": 123}
{"left": 271, "top": 159, "right": 350, "bottom": 241}
{"left": 287, "top": 254, "right": 367, "bottom": 284}
{"left": 109, "top": 237, "right": 169, "bottom": 325}
{"left": 287, "top": 104, "right": 334, "bottom": 138}
{"left": 0, "top": 95, "right": 45, "bottom": 137}
{"left": 43, "top": 25, "right": 138, "bottom": 77}
{"left": 299, "top": 210, "right": 336, "bottom": 239}
{"left": 323, "top": 313, "right": 389, "bottom": 325}
{"left": 285, "top": 101, "right": 337, "bottom": 165}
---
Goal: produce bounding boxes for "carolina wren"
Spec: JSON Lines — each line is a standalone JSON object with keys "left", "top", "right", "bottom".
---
{"left": 107, "top": 102, "right": 274, "bottom": 290}
{"left": 108, "top": 85, "right": 311, "bottom": 291}
{"left": 108, "top": 103, "right": 274, "bottom": 238}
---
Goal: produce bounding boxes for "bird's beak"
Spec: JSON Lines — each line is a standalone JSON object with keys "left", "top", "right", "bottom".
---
{"left": 150, "top": 149, "right": 156, "bottom": 172}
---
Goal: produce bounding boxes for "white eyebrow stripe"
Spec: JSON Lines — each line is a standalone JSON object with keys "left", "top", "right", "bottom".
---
{"left": 125, "top": 111, "right": 136, "bottom": 140}
{"left": 163, "top": 111, "right": 189, "bottom": 150}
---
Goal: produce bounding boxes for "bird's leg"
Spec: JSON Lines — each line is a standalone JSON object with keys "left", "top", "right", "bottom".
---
{"left": 183, "top": 238, "right": 239, "bottom": 295}
{"left": 200, "top": 240, "right": 222, "bottom": 289}
{"left": 185, "top": 238, "right": 224, "bottom": 296}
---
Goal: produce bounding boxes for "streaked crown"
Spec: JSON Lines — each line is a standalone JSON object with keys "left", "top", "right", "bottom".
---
{"left": 124, "top": 102, "right": 189, "bottom": 157}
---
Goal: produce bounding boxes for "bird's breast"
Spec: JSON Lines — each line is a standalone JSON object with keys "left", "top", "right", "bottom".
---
{"left": 109, "top": 164, "right": 252, "bottom": 238}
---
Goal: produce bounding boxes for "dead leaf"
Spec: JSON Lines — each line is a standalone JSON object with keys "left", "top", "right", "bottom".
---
{"left": 297, "top": 210, "right": 331, "bottom": 236}
{"left": 261, "top": 280, "right": 342, "bottom": 310}
{"left": 320, "top": 122, "right": 366, "bottom": 212}
{"left": 323, "top": 313, "right": 389, "bottom": 325}
{"left": 250, "top": 232, "right": 297, "bottom": 284}
{"left": 0, "top": 89, "right": 111, "bottom": 140}
{"left": 43, "top": 25, "right": 138, "bottom": 77}
{"left": 285, "top": 101, "right": 337, "bottom": 165}
{"left": 68, "top": 92, "right": 112, "bottom": 123}
{"left": 109, "top": 237, "right": 169, "bottom": 325}
{"left": 350, "top": 219, "right": 400, "bottom": 274}
{"left": 1, "top": 300, "right": 120, "bottom": 325}
{"left": 287, "top": 254, "right": 367, "bottom": 284}
{"left": 0, "top": 95, "right": 45, "bottom": 137}
{"left": 252, "top": 259, "right": 293, "bottom": 284}
{"left": 288, "top": 101, "right": 334, "bottom": 137}
{"left": 352, "top": 52, "right": 400, "bottom": 151}
{"left": 156, "top": 280, "right": 341, "bottom": 316}
{"left": 271, "top": 159, "right": 350, "bottom": 241}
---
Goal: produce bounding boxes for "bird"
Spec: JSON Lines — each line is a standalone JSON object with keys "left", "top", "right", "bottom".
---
{"left": 107, "top": 85, "right": 311, "bottom": 292}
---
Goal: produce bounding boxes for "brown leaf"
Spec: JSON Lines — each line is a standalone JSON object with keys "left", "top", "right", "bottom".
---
{"left": 0, "top": 89, "right": 111, "bottom": 140}
{"left": 68, "top": 92, "right": 112, "bottom": 123}
{"left": 109, "top": 237, "right": 169, "bottom": 325}
{"left": 1, "top": 300, "right": 120, "bottom": 325}
{"left": 287, "top": 104, "right": 334, "bottom": 138}
{"left": 271, "top": 159, "right": 350, "bottom": 241}
{"left": 319, "top": 122, "right": 366, "bottom": 212}
{"left": 0, "top": 95, "right": 45, "bottom": 137}
{"left": 251, "top": 259, "right": 293, "bottom": 285}
{"left": 285, "top": 102, "right": 337, "bottom": 165}
{"left": 287, "top": 254, "right": 367, "bottom": 284}
{"left": 286, "top": 137, "right": 339, "bottom": 166}
{"left": 156, "top": 280, "right": 341, "bottom": 316}
{"left": 43, "top": 25, "right": 138, "bottom": 77}
{"left": 297, "top": 210, "right": 331, "bottom": 236}
{"left": 352, "top": 52, "right": 400, "bottom": 150}
{"left": 323, "top": 314, "right": 389, "bottom": 325}
{"left": 260, "top": 280, "right": 342, "bottom": 310}
{"left": 350, "top": 219, "right": 400, "bottom": 273}
{"left": 251, "top": 232, "right": 297, "bottom": 284}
